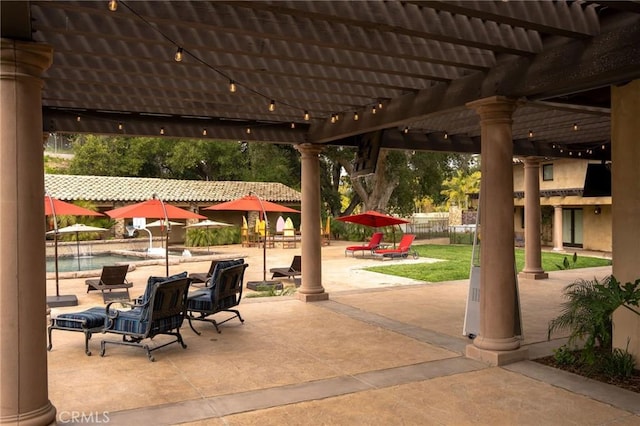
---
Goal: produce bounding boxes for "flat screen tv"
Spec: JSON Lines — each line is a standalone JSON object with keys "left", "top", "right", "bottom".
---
{"left": 583, "top": 163, "right": 611, "bottom": 197}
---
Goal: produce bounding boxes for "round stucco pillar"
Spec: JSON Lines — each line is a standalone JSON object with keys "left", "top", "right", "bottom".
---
{"left": 467, "top": 96, "right": 520, "bottom": 352}
{"left": 553, "top": 205, "right": 564, "bottom": 251}
{"left": 294, "top": 143, "right": 328, "bottom": 302}
{"left": 1, "top": 39, "right": 57, "bottom": 425}
{"left": 519, "top": 158, "right": 548, "bottom": 279}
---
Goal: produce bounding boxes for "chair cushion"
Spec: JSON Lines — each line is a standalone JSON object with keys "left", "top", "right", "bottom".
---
{"left": 53, "top": 307, "right": 107, "bottom": 330}
{"left": 138, "top": 271, "right": 188, "bottom": 304}
{"left": 187, "top": 291, "right": 213, "bottom": 312}
{"left": 208, "top": 259, "right": 244, "bottom": 288}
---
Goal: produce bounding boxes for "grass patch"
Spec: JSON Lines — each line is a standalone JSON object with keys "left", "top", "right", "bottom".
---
{"left": 365, "top": 244, "right": 611, "bottom": 282}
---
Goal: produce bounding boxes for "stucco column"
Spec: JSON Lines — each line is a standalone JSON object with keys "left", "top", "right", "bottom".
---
{"left": 295, "top": 143, "right": 328, "bottom": 302}
{"left": 1, "top": 39, "right": 57, "bottom": 425}
{"left": 466, "top": 96, "right": 523, "bottom": 363}
{"left": 611, "top": 79, "right": 640, "bottom": 364}
{"left": 552, "top": 205, "right": 564, "bottom": 251}
{"left": 519, "top": 158, "right": 548, "bottom": 279}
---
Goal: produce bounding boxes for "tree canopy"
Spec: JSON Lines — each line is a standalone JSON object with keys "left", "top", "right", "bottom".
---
{"left": 55, "top": 134, "right": 478, "bottom": 217}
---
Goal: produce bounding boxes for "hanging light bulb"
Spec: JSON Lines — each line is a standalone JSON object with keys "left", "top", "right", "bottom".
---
{"left": 269, "top": 100, "right": 276, "bottom": 112}
{"left": 378, "top": 100, "right": 383, "bottom": 110}
{"left": 160, "top": 127, "right": 165, "bottom": 135}
{"left": 303, "top": 110, "right": 310, "bottom": 121}
{"left": 528, "top": 130, "right": 534, "bottom": 138}
{"left": 291, "top": 122, "right": 296, "bottom": 129}
{"left": 573, "top": 123, "right": 578, "bottom": 131}
{"left": 246, "top": 127, "right": 251, "bottom": 134}
{"left": 118, "top": 122, "right": 123, "bottom": 130}
{"left": 76, "top": 115, "right": 81, "bottom": 122}
{"left": 371, "top": 105, "right": 377, "bottom": 114}
{"left": 403, "top": 126, "right": 409, "bottom": 134}
{"left": 444, "top": 131, "right": 448, "bottom": 140}
{"left": 108, "top": 0, "right": 118, "bottom": 12}
{"left": 174, "top": 47, "right": 183, "bottom": 62}
{"left": 335, "top": 113, "right": 340, "bottom": 122}
{"left": 202, "top": 128, "right": 207, "bottom": 136}
{"left": 229, "top": 80, "right": 237, "bottom": 93}
{"left": 353, "top": 112, "right": 359, "bottom": 121}
{"left": 330, "top": 114, "right": 336, "bottom": 124}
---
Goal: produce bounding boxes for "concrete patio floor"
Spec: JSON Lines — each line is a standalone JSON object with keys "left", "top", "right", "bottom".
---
{"left": 46, "top": 241, "right": 639, "bottom": 425}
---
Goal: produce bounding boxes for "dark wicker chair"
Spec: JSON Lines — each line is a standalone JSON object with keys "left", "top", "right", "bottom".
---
{"left": 99, "top": 276, "right": 191, "bottom": 361}
{"left": 187, "top": 260, "right": 248, "bottom": 334}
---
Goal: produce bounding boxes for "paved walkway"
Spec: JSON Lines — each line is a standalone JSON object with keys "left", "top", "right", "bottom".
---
{"left": 46, "top": 241, "right": 639, "bottom": 425}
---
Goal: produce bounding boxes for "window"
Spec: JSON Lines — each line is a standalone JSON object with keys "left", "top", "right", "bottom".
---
{"left": 542, "top": 164, "right": 554, "bottom": 181}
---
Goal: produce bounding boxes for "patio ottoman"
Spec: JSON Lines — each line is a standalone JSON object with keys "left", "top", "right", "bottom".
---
{"left": 47, "top": 306, "right": 107, "bottom": 356}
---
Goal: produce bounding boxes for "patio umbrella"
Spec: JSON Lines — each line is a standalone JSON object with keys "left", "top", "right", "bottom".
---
{"left": 205, "top": 193, "right": 300, "bottom": 288}
{"left": 145, "top": 219, "right": 185, "bottom": 228}
{"left": 45, "top": 195, "right": 104, "bottom": 307}
{"left": 337, "top": 210, "right": 409, "bottom": 248}
{"left": 105, "top": 197, "right": 205, "bottom": 275}
{"left": 46, "top": 224, "right": 109, "bottom": 271}
{"left": 185, "top": 220, "right": 233, "bottom": 253}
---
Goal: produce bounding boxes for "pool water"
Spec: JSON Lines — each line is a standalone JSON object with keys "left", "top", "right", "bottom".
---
{"left": 46, "top": 254, "right": 141, "bottom": 273}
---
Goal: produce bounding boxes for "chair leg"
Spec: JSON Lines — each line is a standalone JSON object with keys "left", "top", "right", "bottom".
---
{"left": 187, "top": 315, "right": 202, "bottom": 335}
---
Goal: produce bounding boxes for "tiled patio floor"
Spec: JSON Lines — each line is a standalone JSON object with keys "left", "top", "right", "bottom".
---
{"left": 46, "top": 241, "right": 638, "bottom": 425}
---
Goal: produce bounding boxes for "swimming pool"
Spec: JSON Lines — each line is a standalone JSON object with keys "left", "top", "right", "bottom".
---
{"left": 46, "top": 254, "right": 141, "bottom": 273}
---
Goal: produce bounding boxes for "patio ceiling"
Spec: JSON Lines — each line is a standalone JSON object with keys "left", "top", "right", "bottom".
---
{"left": 3, "top": 1, "right": 640, "bottom": 161}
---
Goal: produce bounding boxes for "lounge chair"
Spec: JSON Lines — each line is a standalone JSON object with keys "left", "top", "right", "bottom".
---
{"left": 188, "top": 260, "right": 222, "bottom": 286}
{"left": 99, "top": 276, "right": 192, "bottom": 361}
{"left": 345, "top": 232, "right": 384, "bottom": 257}
{"left": 48, "top": 307, "right": 108, "bottom": 356}
{"left": 270, "top": 255, "right": 302, "bottom": 286}
{"left": 85, "top": 264, "right": 133, "bottom": 303}
{"left": 187, "top": 260, "right": 248, "bottom": 334}
{"left": 373, "top": 234, "right": 418, "bottom": 259}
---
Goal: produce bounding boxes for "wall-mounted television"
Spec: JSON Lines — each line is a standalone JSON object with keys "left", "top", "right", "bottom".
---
{"left": 352, "top": 131, "right": 381, "bottom": 177}
{"left": 583, "top": 162, "right": 611, "bottom": 197}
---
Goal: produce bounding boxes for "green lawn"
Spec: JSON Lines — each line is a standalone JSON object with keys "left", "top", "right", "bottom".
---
{"left": 365, "top": 244, "right": 611, "bottom": 282}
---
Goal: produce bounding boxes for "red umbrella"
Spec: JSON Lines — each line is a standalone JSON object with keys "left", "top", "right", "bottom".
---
{"left": 205, "top": 193, "right": 299, "bottom": 287}
{"left": 204, "top": 195, "right": 299, "bottom": 213}
{"left": 45, "top": 195, "right": 104, "bottom": 307}
{"left": 336, "top": 210, "right": 409, "bottom": 227}
{"left": 106, "top": 198, "right": 206, "bottom": 220}
{"left": 45, "top": 196, "right": 104, "bottom": 217}
{"left": 105, "top": 197, "right": 205, "bottom": 275}
{"left": 337, "top": 210, "right": 409, "bottom": 248}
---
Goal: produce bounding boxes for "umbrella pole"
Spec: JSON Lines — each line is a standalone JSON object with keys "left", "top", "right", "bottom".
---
{"left": 165, "top": 230, "right": 169, "bottom": 276}
{"left": 54, "top": 231, "right": 60, "bottom": 297}
{"left": 76, "top": 232, "right": 81, "bottom": 271}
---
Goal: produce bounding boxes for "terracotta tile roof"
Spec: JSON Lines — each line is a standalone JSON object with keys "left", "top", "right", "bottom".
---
{"left": 44, "top": 174, "right": 301, "bottom": 204}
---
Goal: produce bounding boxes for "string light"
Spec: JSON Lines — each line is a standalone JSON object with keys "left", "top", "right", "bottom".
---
{"left": 444, "top": 131, "right": 448, "bottom": 140}
{"left": 528, "top": 130, "right": 534, "bottom": 138}
{"left": 269, "top": 100, "right": 276, "bottom": 112}
{"left": 378, "top": 100, "right": 383, "bottom": 110}
{"left": 76, "top": 115, "right": 81, "bottom": 122}
{"left": 202, "top": 128, "right": 207, "bottom": 136}
{"left": 304, "top": 110, "right": 310, "bottom": 121}
{"left": 371, "top": 105, "right": 377, "bottom": 114}
{"left": 229, "top": 80, "right": 237, "bottom": 93}
{"left": 108, "top": 0, "right": 118, "bottom": 12}
{"left": 290, "top": 122, "right": 295, "bottom": 129}
{"left": 403, "top": 126, "right": 409, "bottom": 134}
{"left": 160, "top": 127, "right": 165, "bottom": 135}
{"left": 246, "top": 127, "right": 251, "bottom": 134}
{"left": 118, "top": 122, "right": 123, "bottom": 130}
{"left": 174, "top": 47, "right": 183, "bottom": 62}
{"left": 330, "top": 114, "right": 336, "bottom": 124}
{"left": 573, "top": 123, "right": 578, "bottom": 131}
{"left": 353, "top": 112, "right": 359, "bottom": 121}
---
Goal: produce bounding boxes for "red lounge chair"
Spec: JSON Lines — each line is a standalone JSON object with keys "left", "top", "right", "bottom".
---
{"left": 345, "top": 232, "right": 384, "bottom": 257}
{"left": 373, "top": 234, "right": 417, "bottom": 259}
